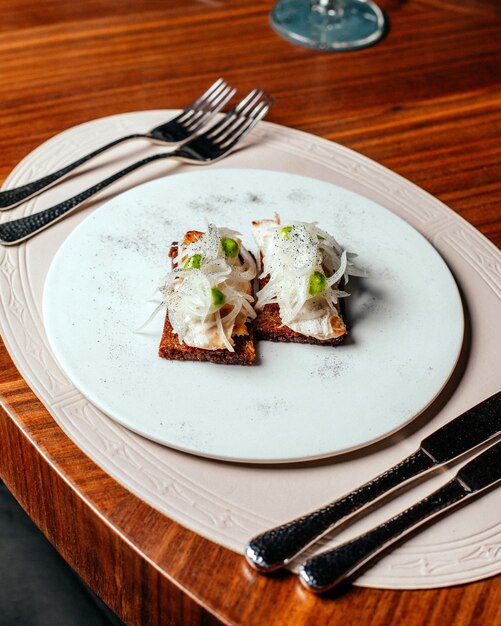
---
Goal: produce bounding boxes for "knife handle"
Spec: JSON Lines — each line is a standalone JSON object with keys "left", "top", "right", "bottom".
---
{"left": 245, "top": 448, "right": 434, "bottom": 572}
{"left": 299, "top": 478, "right": 468, "bottom": 593}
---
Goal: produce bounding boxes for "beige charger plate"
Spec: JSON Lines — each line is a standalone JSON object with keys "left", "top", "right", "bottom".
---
{"left": 0, "top": 111, "right": 500, "bottom": 587}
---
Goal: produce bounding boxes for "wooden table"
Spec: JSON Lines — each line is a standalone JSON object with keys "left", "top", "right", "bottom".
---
{"left": 1, "top": 1, "right": 500, "bottom": 624}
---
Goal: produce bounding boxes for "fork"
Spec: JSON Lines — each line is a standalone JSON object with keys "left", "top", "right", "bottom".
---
{"left": 0, "top": 88, "right": 274, "bottom": 245}
{"left": 0, "top": 78, "right": 235, "bottom": 211}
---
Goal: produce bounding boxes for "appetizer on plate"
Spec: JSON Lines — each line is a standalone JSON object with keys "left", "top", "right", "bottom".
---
{"left": 158, "top": 224, "right": 257, "bottom": 365}
{"left": 252, "top": 216, "right": 364, "bottom": 346}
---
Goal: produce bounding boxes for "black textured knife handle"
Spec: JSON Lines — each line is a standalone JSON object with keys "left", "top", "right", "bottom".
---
{"left": 299, "top": 479, "right": 468, "bottom": 593}
{"left": 0, "top": 152, "right": 171, "bottom": 244}
{"left": 245, "top": 449, "right": 434, "bottom": 572}
{"left": 0, "top": 134, "right": 144, "bottom": 210}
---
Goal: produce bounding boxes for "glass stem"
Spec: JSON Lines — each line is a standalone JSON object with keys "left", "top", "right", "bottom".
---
{"left": 311, "top": 0, "right": 347, "bottom": 20}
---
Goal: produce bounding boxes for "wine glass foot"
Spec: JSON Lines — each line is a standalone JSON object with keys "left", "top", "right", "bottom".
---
{"left": 270, "top": 0, "right": 388, "bottom": 51}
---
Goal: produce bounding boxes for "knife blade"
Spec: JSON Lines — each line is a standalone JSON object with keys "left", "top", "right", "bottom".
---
{"left": 245, "top": 391, "right": 500, "bottom": 572}
{"left": 299, "top": 441, "right": 501, "bottom": 593}
{"left": 421, "top": 391, "right": 500, "bottom": 463}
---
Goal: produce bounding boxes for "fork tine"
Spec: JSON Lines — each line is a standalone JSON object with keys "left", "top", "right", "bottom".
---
{"left": 187, "top": 87, "right": 237, "bottom": 133}
{"left": 222, "top": 97, "right": 272, "bottom": 142}
{"left": 220, "top": 102, "right": 273, "bottom": 152}
{"left": 201, "top": 88, "right": 261, "bottom": 137}
{"left": 210, "top": 89, "right": 267, "bottom": 143}
{"left": 204, "top": 91, "right": 260, "bottom": 141}
{"left": 186, "top": 85, "right": 236, "bottom": 129}
{"left": 186, "top": 80, "right": 230, "bottom": 119}
{"left": 231, "top": 87, "right": 263, "bottom": 115}
{"left": 176, "top": 78, "right": 227, "bottom": 121}
{"left": 210, "top": 89, "right": 268, "bottom": 143}
{"left": 234, "top": 89, "right": 267, "bottom": 119}
{"left": 218, "top": 95, "right": 274, "bottom": 150}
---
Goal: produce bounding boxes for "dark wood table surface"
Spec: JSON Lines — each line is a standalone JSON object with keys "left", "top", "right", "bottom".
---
{"left": 1, "top": 1, "right": 500, "bottom": 624}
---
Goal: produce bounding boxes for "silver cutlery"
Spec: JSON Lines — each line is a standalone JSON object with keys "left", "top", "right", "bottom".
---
{"left": 299, "top": 440, "right": 501, "bottom": 592}
{"left": 245, "top": 391, "right": 500, "bottom": 573}
{"left": 0, "top": 88, "right": 273, "bottom": 245}
{"left": 0, "top": 78, "right": 235, "bottom": 211}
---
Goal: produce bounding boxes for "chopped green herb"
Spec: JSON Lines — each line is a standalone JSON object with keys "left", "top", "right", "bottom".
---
{"left": 221, "top": 237, "right": 240, "bottom": 258}
{"left": 183, "top": 253, "right": 202, "bottom": 269}
{"left": 211, "top": 286, "right": 226, "bottom": 307}
{"left": 308, "top": 271, "right": 327, "bottom": 295}
{"left": 281, "top": 226, "right": 292, "bottom": 239}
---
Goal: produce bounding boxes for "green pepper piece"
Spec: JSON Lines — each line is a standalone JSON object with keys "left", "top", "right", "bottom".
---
{"left": 221, "top": 237, "right": 240, "bottom": 258}
{"left": 308, "top": 271, "right": 327, "bottom": 296}
{"left": 183, "top": 253, "right": 202, "bottom": 269}
{"left": 211, "top": 286, "right": 226, "bottom": 307}
{"left": 281, "top": 226, "right": 292, "bottom": 239}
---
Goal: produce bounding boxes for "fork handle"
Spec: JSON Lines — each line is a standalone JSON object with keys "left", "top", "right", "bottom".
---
{"left": 245, "top": 449, "right": 434, "bottom": 572}
{"left": 0, "top": 133, "right": 145, "bottom": 211}
{"left": 0, "top": 152, "right": 174, "bottom": 244}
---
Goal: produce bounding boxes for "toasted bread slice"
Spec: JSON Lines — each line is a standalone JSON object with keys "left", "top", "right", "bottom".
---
{"left": 252, "top": 216, "right": 348, "bottom": 346}
{"left": 255, "top": 305, "right": 345, "bottom": 346}
{"left": 254, "top": 273, "right": 346, "bottom": 346}
{"left": 159, "top": 314, "right": 255, "bottom": 365}
{"left": 158, "top": 241, "right": 256, "bottom": 365}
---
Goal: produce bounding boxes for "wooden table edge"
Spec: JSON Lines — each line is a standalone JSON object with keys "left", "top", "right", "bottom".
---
{"left": 0, "top": 337, "right": 240, "bottom": 625}
{"left": 2, "top": 335, "right": 501, "bottom": 626}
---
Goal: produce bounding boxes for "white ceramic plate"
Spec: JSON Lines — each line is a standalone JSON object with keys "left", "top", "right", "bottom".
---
{"left": 43, "top": 168, "right": 463, "bottom": 463}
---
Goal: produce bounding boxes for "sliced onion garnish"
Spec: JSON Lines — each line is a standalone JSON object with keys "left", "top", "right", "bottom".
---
{"left": 253, "top": 219, "right": 365, "bottom": 330}
{"left": 134, "top": 301, "right": 165, "bottom": 332}
{"left": 148, "top": 223, "right": 256, "bottom": 350}
{"left": 215, "top": 309, "right": 234, "bottom": 352}
{"left": 232, "top": 244, "right": 257, "bottom": 282}
{"left": 294, "top": 297, "right": 328, "bottom": 321}
{"left": 327, "top": 250, "right": 347, "bottom": 287}
{"left": 219, "top": 226, "right": 242, "bottom": 240}
{"left": 240, "top": 297, "right": 257, "bottom": 320}
{"left": 221, "top": 302, "right": 242, "bottom": 326}
{"left": 186, "top": 223, "right": 221, "bottom": 260}
{"left": 346, "top": 262, "right": 368, "bottom": 277}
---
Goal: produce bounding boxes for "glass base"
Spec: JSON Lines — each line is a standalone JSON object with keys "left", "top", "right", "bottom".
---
{"left": 270, "top": 0, "right": 387, "bottom": 51}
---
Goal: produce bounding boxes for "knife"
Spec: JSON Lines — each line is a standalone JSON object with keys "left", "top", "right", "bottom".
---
{"left": 299, "top": 440, "right": 501, "bottom": 592}
{"left": 245, "top": 391, "right": 500, "bottom": 572}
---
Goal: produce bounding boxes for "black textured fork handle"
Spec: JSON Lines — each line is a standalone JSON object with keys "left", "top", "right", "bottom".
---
{"left": 0, "top": 152, "right": 173, "bottom": 244}
{"left": 299, "top": 479, "right": 468, "bottom": 593}
{"left": 245, "top": 449, "right": 434, "bottom": 572}
{"left": 0, "top": 133, "right": 144, "bottom": 210}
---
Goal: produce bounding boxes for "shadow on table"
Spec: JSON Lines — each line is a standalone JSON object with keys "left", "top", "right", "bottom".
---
{"left": 0, "top": 482, "right": 124, "bottom": 626}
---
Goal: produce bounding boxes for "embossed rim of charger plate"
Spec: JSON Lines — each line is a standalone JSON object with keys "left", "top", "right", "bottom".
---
{"left": 0, "top": 112, "right": 499, "bottom": 588}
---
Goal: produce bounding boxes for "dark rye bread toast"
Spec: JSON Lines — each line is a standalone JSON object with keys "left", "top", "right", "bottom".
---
{"left": 254, "top": 260, "right": 347, "bottom": 347}
{"left": 159, "top": 315, "right": 255, "bottom": 365}
{"left": 255, "top": 303, "right": 345, "bottom": 346}
{"left": 158, "top": 242, "right": 256, "bottom": 365}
